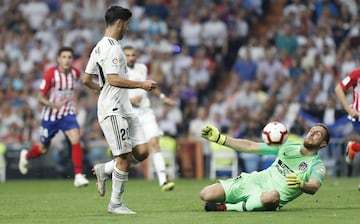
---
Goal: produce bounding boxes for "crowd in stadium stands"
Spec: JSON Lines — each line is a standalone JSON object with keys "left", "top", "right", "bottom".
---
{"left": 1, "top": 0, "right": 360, "bottom": 179}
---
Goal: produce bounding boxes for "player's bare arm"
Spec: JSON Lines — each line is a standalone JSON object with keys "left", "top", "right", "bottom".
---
{"left": 38, "top": 92, "right": 65, "bottom": 109}
{"left": 301, "top": 177, "right": 321, "bottom": 195}
{"left": 130, "top": 95, "right": 142, "bottom": 105}
{"left": 154, "top": 89, "right": 176, "bottom": 106}
{"left": 335, "top": 84, "right": 359, "bottom": 118}
{"left": 107, "top": 74, "right": 157, "bottom": 91}
{"left": 82, "top": 73, "right": 100, "bottom": 94}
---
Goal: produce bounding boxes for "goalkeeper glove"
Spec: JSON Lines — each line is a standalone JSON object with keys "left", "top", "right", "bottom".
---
{"left": 286, "top": 173, "right": 304, "bottom": 189}
{"left": 200, "top": 125, "right": 227, "bottom": 145}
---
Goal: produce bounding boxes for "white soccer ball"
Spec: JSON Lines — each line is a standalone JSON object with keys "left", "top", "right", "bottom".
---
{"left": 261, "top": 121, "right": 288, "bottom": 145}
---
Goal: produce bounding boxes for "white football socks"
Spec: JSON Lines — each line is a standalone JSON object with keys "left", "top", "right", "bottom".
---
{"left": 151, "top": 151, "right": 167, "bottom": 186}
{"left": 104, "top": 160, "right": 115, "bottom": 175}
{"left": 110, "top": 166, "right": 128, "bottom": 205}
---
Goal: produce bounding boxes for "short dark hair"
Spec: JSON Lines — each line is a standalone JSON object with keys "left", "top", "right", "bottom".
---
{"left": 314, "top": 123, "right": 330, "bottom": 145}
{"left": 57, "top": 46, "right": 73, "bottom": 56}
{"left": 105, "top": 6, "right": 132, "bottom": 25}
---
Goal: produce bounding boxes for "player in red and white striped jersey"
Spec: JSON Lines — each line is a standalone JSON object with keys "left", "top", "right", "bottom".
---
{"left": 335, "top": 68, "right": 360, "bottom": 190}
{"left": 18, "top": 46, "right": 89, "bottom": 187}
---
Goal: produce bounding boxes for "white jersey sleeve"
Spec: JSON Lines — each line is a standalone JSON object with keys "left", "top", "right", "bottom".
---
{"left": 103, "top": 44, "right": 125, "bottom": 76}
{"left": 85, "top": 52, "right": 98, "bottom": 74}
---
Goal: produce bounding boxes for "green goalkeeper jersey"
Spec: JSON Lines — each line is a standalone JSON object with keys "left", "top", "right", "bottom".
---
{"left": 258, "top": 142, "right": 326, "bottom": 207}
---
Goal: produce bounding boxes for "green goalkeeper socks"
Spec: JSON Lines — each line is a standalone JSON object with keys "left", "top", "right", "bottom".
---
{"left": 226, "top": 193, "right": 263, "bottom": 212}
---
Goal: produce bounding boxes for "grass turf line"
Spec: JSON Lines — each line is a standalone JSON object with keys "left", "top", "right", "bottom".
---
{"left": 0, "top": 178, "right": 359, "bottom": 224}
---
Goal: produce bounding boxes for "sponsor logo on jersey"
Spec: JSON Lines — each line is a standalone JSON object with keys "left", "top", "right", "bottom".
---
{"left": 112, "top": 58, "right": 119, "bottom": 64}
{"left": 298, "top": 162, "right": 308, "bottom": 170}
{"left": 276, "top": 159, "right": 294, "bottom": 177}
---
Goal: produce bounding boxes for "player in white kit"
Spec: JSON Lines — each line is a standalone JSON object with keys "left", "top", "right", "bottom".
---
{"left": 124, "top": 45, "right": 176, "bottom": 191}
{"left": 82, "top": 6, "right": 157, "bottom": 214}
{"left": 94, "top": 46, "right": 176, "bottom": 191}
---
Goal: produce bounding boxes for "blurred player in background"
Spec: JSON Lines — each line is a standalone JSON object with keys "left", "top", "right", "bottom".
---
{"left": 125, "top": 45, "right": 176, "bottom": 190}
{"left": 18, "top": 46, "right": 89, "bottom": 187}
{"left": 335, "top": 68, "right": 360, "bottom": 190}
{"left": 82, "top": 6, "right": 157, "bottom": 214}
{"left": 199, "top": 123, "right": 329, "bottom": 212}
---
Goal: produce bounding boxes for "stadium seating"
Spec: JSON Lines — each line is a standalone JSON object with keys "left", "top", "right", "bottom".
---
{"left": 209, "top": 142, "right": 238, "bottom": 179}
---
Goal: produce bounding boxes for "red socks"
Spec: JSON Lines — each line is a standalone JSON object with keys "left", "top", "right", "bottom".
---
{"left": 26, "top": 143, "right": 83, "bottom": 174}
{"left": 26, "top": 145, "right": 42, "bottom": 160}
{"left": 352, "top": 142, "right": 360, "bottom": 152}
{"left": 71, "top": 143, "right": 83, "bottom": 174}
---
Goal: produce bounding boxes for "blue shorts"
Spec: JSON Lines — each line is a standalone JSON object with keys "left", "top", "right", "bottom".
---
{"left": 40, "top": 114, "right": 79, "bottom": 145}
{"left": 352, "top": 120, "right": 360, "bottom": 134}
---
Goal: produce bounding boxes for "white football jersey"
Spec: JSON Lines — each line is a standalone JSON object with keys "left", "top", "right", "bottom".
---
{"left": 85, "top": 37, "right": 134, "bottom": 121}
{"left": 127, "top": 63, "right": 151, "bottom": 110}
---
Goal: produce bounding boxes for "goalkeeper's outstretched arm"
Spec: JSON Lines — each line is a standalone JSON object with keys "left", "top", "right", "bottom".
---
{"left": 201, "top": 124, "right": 261, "bottom": 154}
{"left": 224, "top": 137, "right": 261, "bottom": 154}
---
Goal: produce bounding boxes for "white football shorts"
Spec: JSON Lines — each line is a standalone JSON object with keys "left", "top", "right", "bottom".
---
{"left": 99, "top": 115, "right": 147, "bottom": 156}
{"left": 137, "top": 109, "right": 163, "bottom": 141}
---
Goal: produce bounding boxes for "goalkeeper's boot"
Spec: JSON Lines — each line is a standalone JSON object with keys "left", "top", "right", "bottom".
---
{"left": 345, "top": 141, "right": 356, "bottom": 165}
{"left": 93, "top": 163, "right": 108, "bottom": 196}
{"left": 204, "top": 202, "right": 226, "bottom": 212}
{"left": 18, "top": 149, "right": 29, "bottom": 175}
{"left": 108, "top": 202, "right": 136, "bottom": 214}
{"left": 74, "top": 174, "right": 89, "bottom": 187}
{"left": 161, "top": 181, "right": 175, "bottom": 191}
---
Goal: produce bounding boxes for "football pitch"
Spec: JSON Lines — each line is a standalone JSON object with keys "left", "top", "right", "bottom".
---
{"left": 0, "top": 178, "right": 359, "bottom": 224}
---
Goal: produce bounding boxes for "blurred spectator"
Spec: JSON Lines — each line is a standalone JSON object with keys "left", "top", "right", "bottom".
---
{"left": 61, "top": 0, "right": 78, "bottom": 22}
{"left": 208, "top": 91, "right": 228, "bottom": 124}
{"left": 180, "top": 11, "right": 203, "bottom": 56}
{"left": 202, "top": 11, "right": 228, "bottom": 62}
{"left": 288, "top": 54, "right": 304, "bottom": 80}
{"left": 340, "top": 50, "right": 357, "bottom": 77}
{"left": 256, "top": 48, "right": 287, "bottom": 91}
{"left": 187, "top": 106, "right": 211, "bottom": 178}
{"left": 237, "top": 36, "right": 266, "bottom": 63}
{"left": 0, "top": 103, "right": 23, "bottom": 139}
{"left": 313, "top": 0, "right": 339, "bottom": 25}
{"left": 313, "top": 26, "right": 336, "bottom": 53}
{"left": 232, "top": 81, "right": 262, "bottom": 114}
{"left": 339, "top": 0, "right": 358, "bottom": 18}
{"left": 188, "top": 57, "right": 210, "bottom": 105}
{"left": 283, "top": 0, "right": 307, "bottom": 20}
{"left": 19, "top": 0, "right": 49, "bottom": 31}
{"left": 230, "top": 47, "right": 257, "bottom": 82}
{"left": 1, "top": 122, "right": 23, "bottom": 145}
{"left": 313, "top": 64, "right": 334, "bottom": 94}
{"left": 80, "top": 0, "right": 105, "bottom": 22}
{"left": 141, "top": 13, "right": 168, "bottom": 40}
{"left": 144, "top": 0, "right": 169, "bottom": 20}
{"left": 122, "top": 32, "right": 146, "bottom": 52}
{"left": 20, "top": 102, "right": 38, "bottom": 144}
{"left": 275, "top": 21, "right": 298, "bottom": 57}
{"left": 331, "top": 18, "right": 350, "bottom": 48}
{"left": 173, "top": 46, "right": 193, "bottom": 78}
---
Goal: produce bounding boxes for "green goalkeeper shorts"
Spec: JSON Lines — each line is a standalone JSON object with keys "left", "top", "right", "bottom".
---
{"left": 219, "top": 172, "right": 270, "bottom": 204}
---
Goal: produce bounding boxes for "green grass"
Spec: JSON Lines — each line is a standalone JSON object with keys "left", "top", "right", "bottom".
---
{"left": 0, "top": 178, "right": 359, "bottom": 224}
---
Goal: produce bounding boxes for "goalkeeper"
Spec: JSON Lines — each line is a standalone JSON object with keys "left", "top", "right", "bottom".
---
{"left": 199, "top": 123, "right": 330, "bottom": 212}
